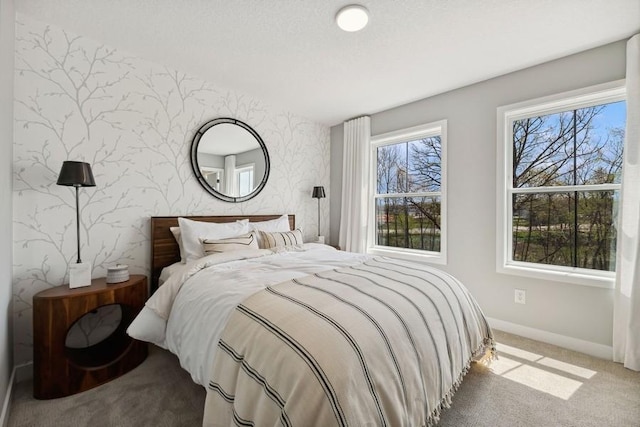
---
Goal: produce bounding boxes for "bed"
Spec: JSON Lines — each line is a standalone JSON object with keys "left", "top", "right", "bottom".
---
{"left": 129, "top": 215, "right": 494, "bottom": 427}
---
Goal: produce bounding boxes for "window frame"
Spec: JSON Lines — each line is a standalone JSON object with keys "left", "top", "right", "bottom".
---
{"left": 368, "top": 120, "right": 448, "bottom": 265}
{"left": 235, "top": 163, "right": 255, "bottom": 197}
{"left": 496, "top": 80, "right": 626, "bottom": 288}
{"left": 201, "top": 166, "right": 224, "bottom": 192}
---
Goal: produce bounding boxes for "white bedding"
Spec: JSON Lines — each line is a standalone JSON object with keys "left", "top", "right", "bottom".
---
{"left": 158, "top": 261, "right": 183, "bottom": 286}
{"left": 128, "top": 244, "right": 370, "bottom": 385}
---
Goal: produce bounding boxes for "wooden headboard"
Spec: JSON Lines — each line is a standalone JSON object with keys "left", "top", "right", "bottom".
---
{"left": 150, "top": 215, "right": 295, "bottom": 291}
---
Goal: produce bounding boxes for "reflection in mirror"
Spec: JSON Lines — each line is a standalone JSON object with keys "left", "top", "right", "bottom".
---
{"left": 190, "top": 118, "right": 270, "bottom": 202}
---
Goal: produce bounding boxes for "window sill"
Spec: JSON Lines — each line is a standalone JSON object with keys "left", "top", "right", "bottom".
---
{"left": 498, "top": 262, "right": 615, "bottom": 289}
{"left": 368, "top": 246, "right": 447, "bottom": 265}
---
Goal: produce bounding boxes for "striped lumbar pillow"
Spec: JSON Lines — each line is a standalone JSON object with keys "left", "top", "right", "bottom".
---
{"left": 202, "top": 232, "right": 258, "bottom": 255}
{"left": 259, "top": 229, "right": 304, "bottom": 248}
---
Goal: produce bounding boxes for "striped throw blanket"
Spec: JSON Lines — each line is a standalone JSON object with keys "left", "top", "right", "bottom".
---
{"left": 203, "top": 257, "right": 494, "bottom": 427}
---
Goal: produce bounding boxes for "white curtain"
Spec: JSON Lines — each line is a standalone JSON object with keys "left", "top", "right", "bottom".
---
{"left": 224, "top": 155, "right": 236, "bottom": 196}
{"left": 339, "top": 116, "right": 371, "bottom": 253}
{"left": 613, "top": 34, "right": 640, "bottom": 371}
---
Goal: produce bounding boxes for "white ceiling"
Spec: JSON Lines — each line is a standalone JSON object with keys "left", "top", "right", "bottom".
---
{"left": 16, "top": 0, "right": 640, "bottom": 126}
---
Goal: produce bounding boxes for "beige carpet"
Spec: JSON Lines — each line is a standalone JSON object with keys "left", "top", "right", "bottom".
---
{"left": 8, "top": 349, "right": 205, "bottom": 427}
{"left": 8, "top": 330, "right": 640, "bottom": 426}
{"left": 438, "top": 330, "right": 640, "bottom": 427}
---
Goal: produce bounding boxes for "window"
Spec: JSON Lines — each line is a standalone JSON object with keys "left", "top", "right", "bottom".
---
{"left": 497, "top": 82, "right": 626, "bottom": 287}
{"left": 369, "top": 120, "right": 447, "bottom": 264}
{"left": 235, "top": 165, "right": 254, "bottom": 197}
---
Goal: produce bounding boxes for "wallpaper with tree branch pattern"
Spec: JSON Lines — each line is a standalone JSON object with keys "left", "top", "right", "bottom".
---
{"left": 13, "top": 15, "right": 330, "bottom": 365}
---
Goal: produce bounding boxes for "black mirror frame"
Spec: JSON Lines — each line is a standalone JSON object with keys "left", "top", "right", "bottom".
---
{"left": 190, "top": 117, "right": 270, "bottom": 203}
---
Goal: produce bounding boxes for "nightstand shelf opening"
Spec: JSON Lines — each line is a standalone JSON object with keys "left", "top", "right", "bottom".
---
{"left": 64, "top": 303, "right": 136, "bottom": 369}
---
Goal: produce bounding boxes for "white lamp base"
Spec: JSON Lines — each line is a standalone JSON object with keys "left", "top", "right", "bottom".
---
{"left": 69, "top": 262, "right": 92, "bottom": 288}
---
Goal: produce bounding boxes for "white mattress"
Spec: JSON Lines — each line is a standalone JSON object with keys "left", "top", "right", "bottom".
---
{"left": 128, "top": 244, "right": 371, "bottom": 385}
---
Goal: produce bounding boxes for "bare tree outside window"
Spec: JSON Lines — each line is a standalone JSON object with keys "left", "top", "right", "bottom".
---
{"left": 511, "top": 101, "right": 625, "bottom": 271}
{"left": 376, "top": 136, "right": 442, "bottom": 252}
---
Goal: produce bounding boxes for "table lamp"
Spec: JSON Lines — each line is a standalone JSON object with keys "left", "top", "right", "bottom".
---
{"left": 312, "top": 186, "right": 326, "bottom": 244}
{"left": 57, "top": 161, "right": 96, "bottom": 288}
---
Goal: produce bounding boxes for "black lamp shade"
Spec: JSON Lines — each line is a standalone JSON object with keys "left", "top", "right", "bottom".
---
{"left": 312, "top": 186, "right": 326, "bottom": 199}
{"left": 57, "top": 161, "right": 96, "bottom": 187}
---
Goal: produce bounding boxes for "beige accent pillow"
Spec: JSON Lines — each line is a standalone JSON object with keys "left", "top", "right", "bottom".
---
{"left": 245, "top": 215, "right": 291, "bottom": 248}
{"left": 202, "top": 232, "right": 259, "bottom": 255}
{"left": 259, "top": 229, "right": 304, "bottom": 249}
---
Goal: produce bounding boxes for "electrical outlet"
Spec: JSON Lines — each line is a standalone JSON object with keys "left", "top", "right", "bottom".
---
{"left": 514, "top": 289, "right": 526, "bottom": 304}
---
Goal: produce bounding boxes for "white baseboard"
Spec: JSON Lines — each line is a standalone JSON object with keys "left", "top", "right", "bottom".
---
{"left": 486, "top": 317, "right": 613, "bottom": 360}
{"left": 0, "top": 366, "right": 16, "bottom": 427}
{"left": 0, "top": 361, "right": 33, "bottom": 427}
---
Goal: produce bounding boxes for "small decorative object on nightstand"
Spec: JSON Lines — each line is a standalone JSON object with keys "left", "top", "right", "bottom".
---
{"left": 32, "top": 275, "right": 148, "bottom": 399}
{"left": 106, "top": 264, "right": 129, "bottom": 284}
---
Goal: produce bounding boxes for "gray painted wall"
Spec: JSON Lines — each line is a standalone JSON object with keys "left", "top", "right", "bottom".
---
{"left": 0, "top": 0, "right": 14, "bottom": 420}
{"left": 198, "top": 152, "right": 225, "bottom": 169}
{"left": 236, "top": 147, "right": 266, "bottom": 188}
{"left": 330, "top": 40, "right": 627, "bottom": 347}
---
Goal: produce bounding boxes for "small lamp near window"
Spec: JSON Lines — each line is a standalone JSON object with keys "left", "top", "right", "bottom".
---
{"left": 57, "top": 161, "right": 96, "bottom": 288}
{"left": 312, "top": 186, "right": 326, "bottom": 244}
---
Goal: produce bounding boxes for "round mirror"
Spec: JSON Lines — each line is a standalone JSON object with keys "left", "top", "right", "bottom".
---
{"left": 190, "top": 118, "right": 270, "bottom": 202}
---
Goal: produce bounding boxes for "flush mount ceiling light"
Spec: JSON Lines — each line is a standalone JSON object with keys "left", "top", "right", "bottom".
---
{"left": 336, "top": 5, "right": 369, "bottom": 32}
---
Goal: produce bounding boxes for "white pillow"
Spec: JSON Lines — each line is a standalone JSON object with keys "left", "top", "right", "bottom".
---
{"left": 246, "top": 214, "right": 291, "bottom": 232}
{"left": 178, "top": 217, "right": 250, "bottom": 262}
{"left": 169, "top": 227, "right": 186, "bottom": 263}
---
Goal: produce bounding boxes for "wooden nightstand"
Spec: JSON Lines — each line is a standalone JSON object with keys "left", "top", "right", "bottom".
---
{"left": 32, "top": 275, "right": 148, "bottom": 399}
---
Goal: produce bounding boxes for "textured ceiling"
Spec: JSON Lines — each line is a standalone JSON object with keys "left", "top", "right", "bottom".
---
{"left": 16, "top": 0, "right": 640, "bottom": 126}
